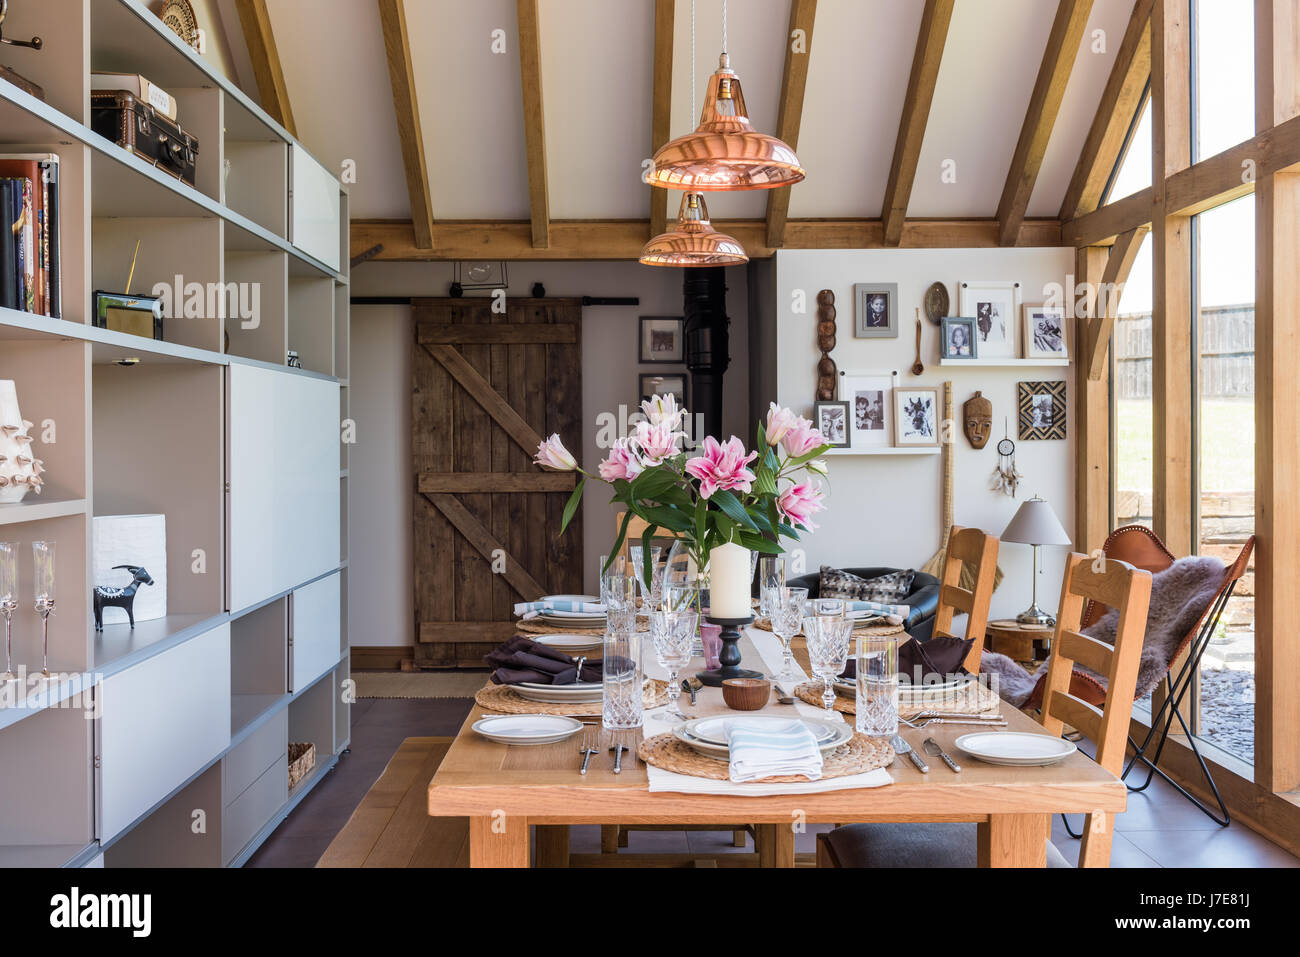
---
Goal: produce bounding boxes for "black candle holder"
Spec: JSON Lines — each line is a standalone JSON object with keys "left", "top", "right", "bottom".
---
{"left": 696, "top": 615, "right": 762, "bottom": 687}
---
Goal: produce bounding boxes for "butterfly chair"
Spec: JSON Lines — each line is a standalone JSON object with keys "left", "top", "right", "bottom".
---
{"left": 817, "top": 552, "right": 1152, "bottom": 868}
{"left": 1058, "top": 525, "right": 1256, "bottom": 830}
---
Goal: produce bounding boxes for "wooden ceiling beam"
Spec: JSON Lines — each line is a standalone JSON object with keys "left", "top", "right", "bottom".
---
{"left": 649, "top": 0, "right": 675, "bottom": 239}
{"left": 881, "top": 0, "right": 956, "bottom": 247}
{"left": 996, "top": 0, "right": 1095, "bottom": 246}
{"left": 1059, "top": 0, "right": 1153, "bottom": 220}
{"left": 235, "top": 0, "right": 297, "bottom": 137}
{"left": 350, "top": 218, "right": 1062, "bottom": 262}
{"left": 765, "top": 0, "right": 818, "bottom": 249}
{"left": 377, "top": 0, "right": 435, "bottom": 249}
{"left": 1062, "top": 185, "right": 1153, "bottom": 245}
{"left": 1084, "top": 223, "right": 1149, "bottom": 380}
{"left": 516, "top": 0, "right": 550, "bottom": 249}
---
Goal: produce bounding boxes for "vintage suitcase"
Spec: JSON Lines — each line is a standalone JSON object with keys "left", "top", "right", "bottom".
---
{"left": 90, "top": 90, "right": 199, "bottom": 187}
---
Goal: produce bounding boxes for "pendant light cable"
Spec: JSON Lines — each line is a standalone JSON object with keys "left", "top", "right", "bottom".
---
{"left": 690, "top": 0, "right": 696, "bottom": 121}
{"left": 721, "top": 0, "right": 728, "bottom": 55}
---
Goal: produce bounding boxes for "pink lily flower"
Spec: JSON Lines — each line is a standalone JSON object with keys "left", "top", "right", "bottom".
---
{"left": 684, "top": 436, "right": 758, "bottom": 500}
{"left": 633, "top": 420, "right": 683, "bottom": 466}
{"left": 598, "top": 438, "right": 643, "bottom": 482}
{"left": 777, "top": 481, "right": 826, "bottom": 530}
{"left": 640, "top": 393, "right": 686, "bottom": 431}
{"left": 765, "top": 402, "right": 799, "bottom": 446}
{"left": 535, "top": 433, "right": 578, "bottom": 471}
{"left": 782, "top": 416, "right": 826, "bottom": 458}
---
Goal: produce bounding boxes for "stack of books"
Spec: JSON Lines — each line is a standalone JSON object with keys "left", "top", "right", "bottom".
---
{"left": 0, "top": 153, "right": 61, "bottom": 319}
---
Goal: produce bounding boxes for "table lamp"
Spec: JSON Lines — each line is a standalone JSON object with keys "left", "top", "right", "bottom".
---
{"left": 1001, "top": 495, "right": 1071, "bottom": 626}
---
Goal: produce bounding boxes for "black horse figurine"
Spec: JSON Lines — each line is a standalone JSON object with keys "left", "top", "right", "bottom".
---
{"left": 93, "top": 565, "right": 155, "bottom": 631}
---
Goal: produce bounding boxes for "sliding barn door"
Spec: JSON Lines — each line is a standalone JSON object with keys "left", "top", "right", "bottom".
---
{"left": 412, "top": 298, "right": 583, "bottom": 668}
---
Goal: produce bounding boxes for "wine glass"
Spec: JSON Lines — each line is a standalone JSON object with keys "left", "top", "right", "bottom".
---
{"left": 813, "top": 597, "right": 846, "bottom": 619}
{"left": 650, "top": 609, "right": 698, "bottom": 722}
{"left": 32, "top": 541, "right": 54, "bottom": 680}
{"left": 0, "top": 542, "right": 17, "bottom": 682}
{"left": 757, "top": 556, "right": 786, "bottom": 618}
{"left": 601, "top": 568, "right": 638, "bottom": 632}
{"left": 767, "top": 586, "right": 807, "bottom": 682}
{"left": 629, "top": 544, "right": 664, "bottom": 610}
{"left": 804, "top": 615, "right": 853, "bottom": 718}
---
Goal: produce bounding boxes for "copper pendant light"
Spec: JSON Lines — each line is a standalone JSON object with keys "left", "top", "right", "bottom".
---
{"left": 649, "top": 52, "right": 805, "bottom": 192}
{"left": 639, "top": 192, "right": 748, "bottom": 267}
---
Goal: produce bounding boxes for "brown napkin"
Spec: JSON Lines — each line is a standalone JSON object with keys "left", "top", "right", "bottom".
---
{"left": 839, "top": 636, "right": 975, "bottom": 683}
{"left": 486, "top": 636, "right": 603, "bottom": 685}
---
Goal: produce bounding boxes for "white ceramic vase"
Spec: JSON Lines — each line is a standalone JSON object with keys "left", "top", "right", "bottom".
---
{"left": 0, "top": 380, "right": 42, "bottom": 506}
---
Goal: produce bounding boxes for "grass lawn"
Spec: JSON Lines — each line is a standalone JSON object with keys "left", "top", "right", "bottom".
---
{"left": 1115, "top": 397, "right": 1255, "bottom": 493}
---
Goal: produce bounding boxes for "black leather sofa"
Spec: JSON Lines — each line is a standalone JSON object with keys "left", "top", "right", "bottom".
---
{"left": 784, "top": 567, "right": 940, "bottom": 642}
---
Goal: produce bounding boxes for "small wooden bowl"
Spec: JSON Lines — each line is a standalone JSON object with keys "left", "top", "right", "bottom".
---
{"left": 722, "top": 678, "right": 771, "bottom": 711}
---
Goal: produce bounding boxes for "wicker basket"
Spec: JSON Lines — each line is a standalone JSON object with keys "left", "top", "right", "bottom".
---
{"left": 288, "top": 742, "right": 316, "bottom": 789}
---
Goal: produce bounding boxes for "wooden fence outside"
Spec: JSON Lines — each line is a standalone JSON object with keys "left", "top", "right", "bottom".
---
{"left": 1115, "top": 304, "right": 1254, "bottom": 399}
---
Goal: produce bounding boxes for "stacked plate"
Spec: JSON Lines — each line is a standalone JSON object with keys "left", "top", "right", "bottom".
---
{"left": 673, "top": 715, "right": 853, "bottom": 761}
{"left": 533, "top": 633, "right": 604, "bottom": 655}
{"left": 536, "top": 592, "right": 608, "bottom": 629}
{"left": 511, "top": 680, "right": 604, "bottom": 704}
{"left": 472, "top": 715, "right": 584, "bottom": 746}
{"left": 833, "top": 673, "right": 974, "bottom": 698}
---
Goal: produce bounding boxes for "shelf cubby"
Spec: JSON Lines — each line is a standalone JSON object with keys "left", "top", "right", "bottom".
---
{"left": 288, "top": 672, "right": 335, "bottom": 795}
{"left": 2, "top": 0, "right": 89, "bottom": 124}
{"left": 102, "top": 762, "right": 222, "bottom": 868}
{"left": 0, "top": 338, "right": 90, "bottom": 502}
{"left": 230, "top": 597, "right": 288, "bottom": 736}
{"left": 223, "top": 249, "right": 288, "bottom": 365}
{"left": 225, "top": 140, "right": 288, "bottom": 238}
{"left": 0, "top": 512, "right": 90, "bottom": 676}
{"left": 0, "top": 704, "right": 93, "bottom": 859}
{"left": 287, "top": 277, "right": 335, "bottom": 374}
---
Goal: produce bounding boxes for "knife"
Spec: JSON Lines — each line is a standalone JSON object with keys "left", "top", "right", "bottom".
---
{"left": 891, "top": 733, "right": 928, "bottom": 773}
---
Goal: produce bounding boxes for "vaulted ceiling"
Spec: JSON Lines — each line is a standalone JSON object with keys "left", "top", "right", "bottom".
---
{"left": 243, "top": 0, "right": 1145, "bottom": 259}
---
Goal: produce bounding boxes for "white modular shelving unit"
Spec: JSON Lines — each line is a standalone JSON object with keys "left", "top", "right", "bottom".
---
{"left": 0, "top": 0, "right": 351, "bottom": 867}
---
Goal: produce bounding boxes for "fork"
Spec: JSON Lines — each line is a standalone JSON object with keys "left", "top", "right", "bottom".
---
{"left": 578, "top": 728, "right": 600, "bottom": 774}
{"left": 900, "top": 714, "right": 1007, "bottom": 730}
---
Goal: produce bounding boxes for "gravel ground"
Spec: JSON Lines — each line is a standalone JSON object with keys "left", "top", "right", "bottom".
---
{"left": 1197, "top": 668, "right": 1255, "bottom": 763}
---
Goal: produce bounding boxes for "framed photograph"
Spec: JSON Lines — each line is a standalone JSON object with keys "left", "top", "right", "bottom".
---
{"left": 640, "top": 372, "right": 687, "bottom": 408}
{"left": 1022, "top": 304, "right": 1069, "bottom": 359}
{"left": 958, "top": 280, "right": 1020, "bottom": 359}
{"left": 940, "top": 317, "right": 979, "bottom": 359}
{"left": 1018, "top": 380, "right": 1067, "bottom": 440}
{"left": 854, "top": 283, "right": 899, "bottom": 338}
{"left": 839, "top": 368, "right": 898, "bottom": 448}
{"left": 813, "top": 400, "right": 851, "bottom": 448}
{"left": 639, "top": 316, "right": 684, "bottom": 363}
{"left": 895, "top": 388, "right": 941, "bottom": 446}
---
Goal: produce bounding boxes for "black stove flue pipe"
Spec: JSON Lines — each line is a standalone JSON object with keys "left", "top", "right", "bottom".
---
{"left": 682, "top": 267, "right": 731, "bottom": 440}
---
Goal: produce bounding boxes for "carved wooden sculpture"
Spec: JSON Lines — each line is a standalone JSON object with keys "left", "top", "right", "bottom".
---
{"left": 815, "top": 289, "right": 837, "bottom": 401}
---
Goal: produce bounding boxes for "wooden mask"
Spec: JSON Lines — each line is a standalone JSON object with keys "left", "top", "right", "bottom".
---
{"left": 963, "top": 391, "right": 992, "bottom": 449}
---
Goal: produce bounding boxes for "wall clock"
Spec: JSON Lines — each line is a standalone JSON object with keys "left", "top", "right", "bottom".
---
{"left": 159, "top": 0, "right": 201, "bottom": 52}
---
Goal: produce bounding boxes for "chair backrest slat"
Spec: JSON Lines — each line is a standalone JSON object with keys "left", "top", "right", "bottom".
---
{"left": 1047, "top": 691, "right": 1104, "bottom": 743}
{"left": 1056, "top": 629, "right": 1114, "bottom": 681}
{"left": 930, "top": 527, "right": 999, "bottom": 674}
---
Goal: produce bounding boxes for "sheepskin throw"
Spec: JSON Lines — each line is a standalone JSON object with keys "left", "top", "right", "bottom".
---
{"left": 981, "top": 555, "right": 1228, "bottom": 707}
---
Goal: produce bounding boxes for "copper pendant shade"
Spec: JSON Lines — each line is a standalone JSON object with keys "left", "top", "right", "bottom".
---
{"left": 639, "top": 192, "right": 748, "bottom": 267}
{"left": 648, "top": 54, "right": 805, "bottom": 191}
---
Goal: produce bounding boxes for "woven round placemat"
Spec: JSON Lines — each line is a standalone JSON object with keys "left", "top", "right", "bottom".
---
{"left": 474, "top": 679, "right": 669, "bottom": 716}
{"left": 636, "top": 731, "right": 894, "bottom": 783}
{"left": 515, "top": 616, "right": 648, "bottom": 636}
{"left": 753, "top": 617, "right": 905, "bottom": 638}
{"left": 793, "top": 678, "right": 1001, "bottom": 717}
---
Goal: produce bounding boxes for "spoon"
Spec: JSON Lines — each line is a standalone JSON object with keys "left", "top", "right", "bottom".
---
{"left": 911, "top": 309, "right": 925, "bottom": 376}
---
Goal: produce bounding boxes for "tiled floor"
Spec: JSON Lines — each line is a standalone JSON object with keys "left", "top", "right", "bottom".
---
{"left": 247, "top": 698, "right": 1300, "bottom": 868}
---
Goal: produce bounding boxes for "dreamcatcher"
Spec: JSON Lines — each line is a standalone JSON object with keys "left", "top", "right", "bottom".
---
{"left": 990, "top": 418, "right": 1023, "bottom": 497}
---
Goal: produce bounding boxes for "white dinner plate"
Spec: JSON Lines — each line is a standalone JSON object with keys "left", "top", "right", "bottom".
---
{"left": 533, "top": 633, "right": 604, "bottom": 654}
{"left": 683, "top": 715, "right": 839, "bottom": 747}
{"left": 513, "top": 680, "right": 603, "bottom": 704}
{"left": 674, "top": 717, "right": 852, "bottom": 761}
{"left": 954, "top": 731, "right": 1078, "bottom": 766}
{"left": 542, "top": 594, "right": 599, "bottom": 604}
{"left": 540, "top": 610, "right": 607, "bottom": 622}
{"left": 472, "top": 714, "right": 583, "bottom": 746}
{"left": 834, "top": 673, "right": 973, "bottom": 698}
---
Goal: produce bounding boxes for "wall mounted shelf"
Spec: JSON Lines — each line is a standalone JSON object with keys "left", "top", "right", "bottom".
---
{"left": 937, "top": 358, "right": 1071, "bottom": 367}
{"left": 823, "top": 447, "right": 942, "bottom": 456}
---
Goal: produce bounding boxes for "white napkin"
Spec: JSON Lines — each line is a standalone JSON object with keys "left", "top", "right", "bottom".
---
{"left": 727, "top": 718, "right": 824, "bottom": 783}
{"left": 846, "top": 599, "right": 910, "bottom": 619}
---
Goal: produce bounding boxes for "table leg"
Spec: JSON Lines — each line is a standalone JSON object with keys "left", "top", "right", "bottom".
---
{"left": 535, "top": 825, "right": 570, "bottom": 868}
{"left": 469, "top": 815, "right": 530, "bottom": 867}
{"left": 978, "top": 813, "right": 1048, "bottom": 867}
{"left": 1078, "top": 811, "right": 1113, "bottom": 868}
{"left": 756, "top": 824, "right": 796, "bottom": 868}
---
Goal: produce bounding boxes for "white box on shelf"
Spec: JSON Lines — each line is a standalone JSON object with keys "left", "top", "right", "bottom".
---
{"left": 92, "top": 514, "right": 167, "bottom": 624}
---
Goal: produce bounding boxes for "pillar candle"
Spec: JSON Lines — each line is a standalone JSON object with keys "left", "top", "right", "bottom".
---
{"left": 708, "top": 542, "right": 752, "bottom": 619}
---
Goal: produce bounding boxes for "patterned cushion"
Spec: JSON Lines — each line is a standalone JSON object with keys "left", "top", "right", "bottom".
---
{"left": 818, "top": 566, "right": 916, "bottom": 603}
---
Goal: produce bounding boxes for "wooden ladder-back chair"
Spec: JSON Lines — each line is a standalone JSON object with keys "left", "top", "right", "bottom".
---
{"left": 1040, "top": 552, "right": 1152, "bottom": 867}
{"left": 816, "top": 550, "right": 1151, "bottom": 869}
{"left": 1076, "top": 525, "right": 1255, "bottom": 827}
{"left": 930, "top": 526, "right": 1000, "bottom": 674}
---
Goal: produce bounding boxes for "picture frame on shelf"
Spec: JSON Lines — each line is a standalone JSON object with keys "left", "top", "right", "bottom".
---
{"left": 1022, "top": 304, "right": 1069, "bottom": 359}
{"left": 940, "top": 317, "right": 979, "bottom": 359}
{"left": 839, "top": 368, "right": 897, "bottom": 449}
{"left": 638, "top": 316, "right": 685, "bottom": 364}
{"left": 958, "top": 280, "right": 1020, "bottom": 359}
{"left": 1018, "top": 380, "right": 1067, "bottom": 440}
{"left": 813, "top": 400, "right": 851, "bottom": 448}
{"left": 639, "top": 372, "right": 687, "bottom": 408}
{"left": 854, "top": 283, "right": 899, "bottom": 339}
{"left": 894, "top": 387, "right": 941, "bottom": 446}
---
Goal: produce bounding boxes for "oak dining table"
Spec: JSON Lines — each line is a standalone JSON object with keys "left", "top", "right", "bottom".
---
{"left": 426, "top": 629, "right": 1127, "bottom": 868}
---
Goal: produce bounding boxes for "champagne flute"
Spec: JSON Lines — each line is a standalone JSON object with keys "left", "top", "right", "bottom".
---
{"left": 0, "top": 542, "right": 17, "bottom": 682}
{"left": 32, "top": 541, "right": 54, "bottom": 680}
{"left": 767, "top": 586, "right": 807, "bottom": 683}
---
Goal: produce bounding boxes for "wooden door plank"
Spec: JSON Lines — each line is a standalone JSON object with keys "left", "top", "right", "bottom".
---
{"left": 418, "top": 472, "right": 576, "bottom": 494}
{"left": 377, "top": 0, "right": 435, "bottom": 249}
{"left": 424, "top": 343, "right": 545, "bottom": 455}
{"left": 1059, "top": 0, "right": 1153, "bottom": 220}
{"left": 542, "top": 303, "right": 584, "bottom": 594}
{"left": 881, "top": 0, "right": 956, "bottom": 247}
{"left": 649, "top": 0, "right": 675, "bottom": 239}
{"left": 517, "top": 0, "right": 549, "bottom": 248}
{"left": 413, "top": 315, "right": 457, "bottom": 666}
{"left": 417, "top": 323, "right": 577, "bottom": 345}
{"left": 1086, "top": 223, "right": 1150, "bottom": 380}
{"left": 424, "top": 492, "right": 546, "bottom": 600}
{"left": 418, "top": 621, "right": 517, "bottom": 644}
{"left": 765, "top": 0, "right": 818, "bottom": 249}
{"left": 996, "top": 0, "right": 1094, "bottom": 246}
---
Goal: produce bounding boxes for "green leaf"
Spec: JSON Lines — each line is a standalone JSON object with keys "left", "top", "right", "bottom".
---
{"left": 638, "top": 504, "right": 693, "bottom": 533}
{"left": 630, "top": 466, "right": 680, "bottom": 501}
{"left": 756, "top": 421, "right": 768, "bottom": 451}
{"left": 710, "top": 489, "right": 757, "bottom": 531}
{"left": 605, "top": 510, "right": 635, "bottom": 571}
{"left": 639, "top": 524, "right": 659, "bottom": 584}
{"left": 736, "top": 531, "right": 783, "bottom": 554}
{"left": 560, "top": 477, "right": 586, "bottom": 534}
{"left": 786, "top": 444, "right": 832, "bottom": 469}
{"left": 753, "top": 465, "right": 778, "bottom": 498}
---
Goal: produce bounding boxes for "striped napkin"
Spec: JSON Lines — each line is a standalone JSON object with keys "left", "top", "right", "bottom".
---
{"left": 512, "top": 598, "right": 607, "bottom": 616}
{"left": 726, "top": 719, "right": 824, "bottom": 783}
{"left": 846, "top": 599, "right": 910, "bottom": 620}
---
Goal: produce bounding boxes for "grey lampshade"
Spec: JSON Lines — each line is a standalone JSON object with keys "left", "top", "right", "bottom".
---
{"left": 1002, "top": 496, "right": 1072, "bottom": 547}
